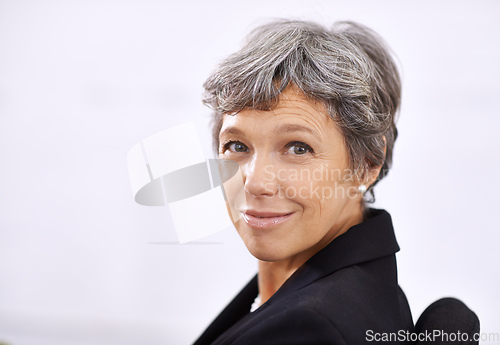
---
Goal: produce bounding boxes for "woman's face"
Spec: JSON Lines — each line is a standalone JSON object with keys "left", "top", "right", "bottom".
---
{"left": 219, "top": 86, "right": 365, "bottom": 264}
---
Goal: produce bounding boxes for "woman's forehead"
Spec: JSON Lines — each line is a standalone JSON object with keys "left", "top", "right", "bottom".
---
{"left": 220, "top": 87, "right": 332, "bottom": 133}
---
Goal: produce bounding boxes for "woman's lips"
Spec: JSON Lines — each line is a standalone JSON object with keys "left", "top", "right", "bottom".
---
{"left": 242, "top": 211, "right": 294, "bottom": 229}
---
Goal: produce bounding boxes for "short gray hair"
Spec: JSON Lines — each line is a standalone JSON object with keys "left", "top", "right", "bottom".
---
{"left": 203, "top": 20, "right": 401, "bottom": 196}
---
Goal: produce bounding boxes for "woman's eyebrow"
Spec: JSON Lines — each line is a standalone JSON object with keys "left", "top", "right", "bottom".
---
{"left": 220, "top": 124, "right": 318, "bottom": 138}
{"left": 219, "top": 126, "right": 244, "bottom": 138}
{"left": 275, "top": 124, "right": 318, "bottom": 137}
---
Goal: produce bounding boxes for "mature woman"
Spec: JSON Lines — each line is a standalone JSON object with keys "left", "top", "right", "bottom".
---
{"left": 194, "top": 20, "right": 413, "bottom": 344}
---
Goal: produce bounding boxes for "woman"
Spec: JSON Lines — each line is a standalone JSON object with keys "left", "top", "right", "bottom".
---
{"left": 194, "top": 20, "right": 413, "bottom": 344}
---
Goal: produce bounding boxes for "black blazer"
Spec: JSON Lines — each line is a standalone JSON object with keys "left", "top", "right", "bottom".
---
{"left": 194, "top": 209, "right": 414, "bottom": 344}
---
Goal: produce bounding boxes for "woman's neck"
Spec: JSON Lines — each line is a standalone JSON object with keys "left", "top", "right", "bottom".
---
{"left": 256, "top": 205, "right": 364, "bottom": 306}
{"left": 257, "top": 259, "right": 300, "bottom": 305}
{"left": 257, "top": 243, "right": 326, "bottom": 304}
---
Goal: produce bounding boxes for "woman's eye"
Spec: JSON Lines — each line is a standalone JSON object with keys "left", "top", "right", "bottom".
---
{"left": 224, "top": 141, "right": 249, "bottom": 153}
{"left": 286, "top": 141, "right": 313, "bottom": 155}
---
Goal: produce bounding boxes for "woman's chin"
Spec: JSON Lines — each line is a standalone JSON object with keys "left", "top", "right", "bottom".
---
{"left": 241, "top": 238, "right": 290, "bottom": 262}
{"left": 248, "top": 249, "right": 284, "bottom": 262}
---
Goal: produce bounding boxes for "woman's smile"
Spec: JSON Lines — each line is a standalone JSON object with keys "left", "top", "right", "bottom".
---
{"left": 242, "top": 210, "right": 296, "bottom": 229}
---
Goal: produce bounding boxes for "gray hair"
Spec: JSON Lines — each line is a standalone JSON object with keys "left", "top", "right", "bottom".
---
{"left": 203, "top": 20, "right": 401, "bottom": 197}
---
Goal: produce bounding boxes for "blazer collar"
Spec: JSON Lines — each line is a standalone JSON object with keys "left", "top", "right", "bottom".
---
{"left": 193, "top": 209, "right": 399, "bottom": 344}
{"left": 266, "top": 208, "right": 400, "bottom": 304}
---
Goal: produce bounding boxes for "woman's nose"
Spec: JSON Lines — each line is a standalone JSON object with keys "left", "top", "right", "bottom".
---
{"left": 242, "top": 154, "right": 278, "bottom": 198}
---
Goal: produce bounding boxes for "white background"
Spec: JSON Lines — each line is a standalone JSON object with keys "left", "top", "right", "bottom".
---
{"left": 0, "top": 1, "right": 499, "bottom": 344}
